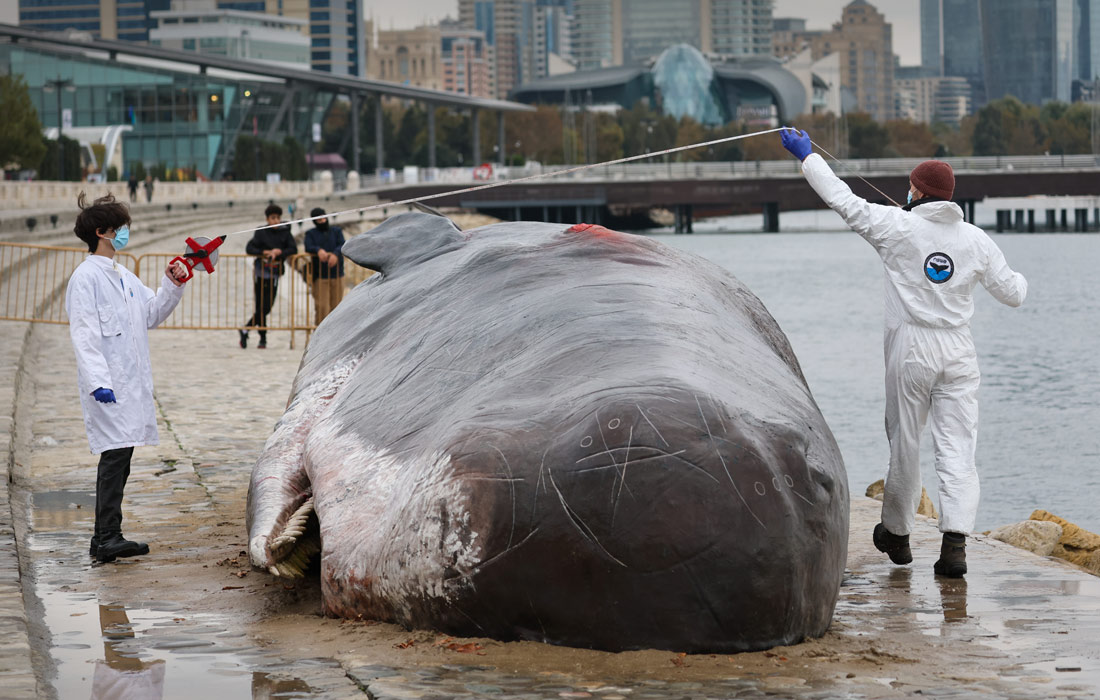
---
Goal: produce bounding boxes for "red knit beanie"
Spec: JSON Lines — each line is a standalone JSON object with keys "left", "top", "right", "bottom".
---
{"left": 910, "top": 160, "right": 955, "bottom": 200}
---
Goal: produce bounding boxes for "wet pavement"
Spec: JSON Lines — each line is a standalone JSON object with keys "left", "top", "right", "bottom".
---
{"left": 2, "top": 299, "right": 1099, "bottom": 697}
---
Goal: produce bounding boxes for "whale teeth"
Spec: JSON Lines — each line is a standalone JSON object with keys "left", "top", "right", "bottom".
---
{"left": 266, "top": 497, "right": 320, "bottom": 580}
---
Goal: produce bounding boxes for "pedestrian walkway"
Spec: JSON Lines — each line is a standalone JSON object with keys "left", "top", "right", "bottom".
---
{"left": 1, "top": 297, "right": 1099, "bottom": 698}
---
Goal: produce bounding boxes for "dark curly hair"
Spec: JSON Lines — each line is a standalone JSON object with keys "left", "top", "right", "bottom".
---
{"left": 73, "top": 192, "right": 131, "bottom": 253}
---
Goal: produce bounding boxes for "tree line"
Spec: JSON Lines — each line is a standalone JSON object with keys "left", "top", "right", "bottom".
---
{"left": 3, "top": 70, "right": 1098, "bottom": 180}
{"left": 322, "top": 95, "right": 1100, "bottom": 170}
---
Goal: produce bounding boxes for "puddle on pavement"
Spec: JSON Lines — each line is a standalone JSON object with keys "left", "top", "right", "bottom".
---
{"left": 40, "top": 592, "right": 316, "bottom": 698}
{"left": 32, "top": 490, "right": 96, "bottom": 531}
{"left": 30, "top": 491, "right": 315, "bottom": 699}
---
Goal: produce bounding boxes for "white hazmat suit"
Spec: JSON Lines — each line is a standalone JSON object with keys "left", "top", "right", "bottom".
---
{"left": 800, "top": 153, "right": 1028, "bottom": 536}
{"left": 66, "top": 254, "right": 185, "bottom": 454}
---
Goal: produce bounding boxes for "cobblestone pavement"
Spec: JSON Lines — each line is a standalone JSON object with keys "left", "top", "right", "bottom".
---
{"left": 2, "top": 294, "right": 1100, "bottom": 698}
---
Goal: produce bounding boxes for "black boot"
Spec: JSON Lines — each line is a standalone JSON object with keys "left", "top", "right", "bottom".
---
{"left": 873, "top": 523, "right": 913, "bottom": 565}
{"left": 89, "top": 535, "right": 98, "bottom": 557}
{"left": 239, "top": 329, "right": 248, "bottom": 348}
{"left": 96, "top": 533, "right": 150, "bottom": 563}
{"left": 934, "top": 533, "right": 967, "bottom": 578}
{"left": 258, "top": 331, "right": 267, "bottom": 349}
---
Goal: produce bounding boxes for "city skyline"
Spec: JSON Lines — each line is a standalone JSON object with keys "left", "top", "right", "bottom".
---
{"left": 364, "top": 0, "right": 924, "bottom": 65}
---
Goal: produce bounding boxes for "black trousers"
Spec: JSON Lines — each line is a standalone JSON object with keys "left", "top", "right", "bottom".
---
{"left": 96, "top": 447, "right": 134, "bottom": 537}
{"left": 245, "top": 276, "right": 279, "bottom": 337}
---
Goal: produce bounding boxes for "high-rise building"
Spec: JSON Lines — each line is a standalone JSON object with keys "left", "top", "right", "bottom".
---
{"left": 784, "top": 1, "right": 894, "bottom": 122}
{"left": 707, "top": 0, "right": 774, "bottom": 56}
{"left": 1073, "top": 0, "right": 1100, "bottom": 82}
{"left": 18, "top": 0, "right": 361, "bottom": 76}
{"left": 620, "top": 0, "right": 701, "bottom": 64}
{"left": 441, "top": 22, "right": 495, "bottom": 98}
{"left": 920, "top": 0, "right": 984, "bottom": 106}
{"left": 305, "top": 0, "right": 363, "bottom": 76}
{"left": 365, "top": 23, "right": 443, "bottom": 90}
{"left": 570, "top": 0, "right": 620, "bottom": 70}
{"left": 895, "top": 75, "right": 971, "bottom": 124}
{"left": 772, "top": 18, "right": 820, "bottom": 58}
{"left": 149, "top": 0, "right": 309, "bottom": 69}
{"left": 458, "top": 0, "right": 576, "bottom": 97}
{"left": 980, "top": 0, "right": 1073, "bottom": 104}
{"left": 18, "top": 0, "right": 171, "bottom": 42}
{"left": 568, "top": 0, "right": 773, "bottom": 70}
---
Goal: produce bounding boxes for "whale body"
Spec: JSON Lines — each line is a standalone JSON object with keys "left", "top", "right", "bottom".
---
{"left": 247, "top": 212, "right": 849, "bottom": 652}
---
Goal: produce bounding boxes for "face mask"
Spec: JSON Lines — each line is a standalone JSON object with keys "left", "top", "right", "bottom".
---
{"left": 110, "top": 225, "right": 130, "bottom": 250}
{"left": 906, "top": 191, "right": 914, "bottom": 205}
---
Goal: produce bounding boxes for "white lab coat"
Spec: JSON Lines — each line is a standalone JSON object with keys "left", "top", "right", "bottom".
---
{"left": 65, "top": 254, "right": 184, "bottom": 455}
{"left": 801, "top": 153, "right": 1028, "bottom": 536}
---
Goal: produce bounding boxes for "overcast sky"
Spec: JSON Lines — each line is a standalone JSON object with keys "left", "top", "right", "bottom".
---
{"left": 364, "top": 0, "right": 923, "bottom": 66}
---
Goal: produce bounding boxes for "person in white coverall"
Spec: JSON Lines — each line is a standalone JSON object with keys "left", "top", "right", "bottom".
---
{"left": 65, "top": 192, "right": 189, "bottom": 564}
{"left": 780, "top": 128, "right": 1027, "bottom": 578}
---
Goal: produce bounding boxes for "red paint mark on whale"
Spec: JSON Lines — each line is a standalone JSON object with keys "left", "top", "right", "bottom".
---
{"left": 566, "top": 223, "right": 621, "bottom": 239}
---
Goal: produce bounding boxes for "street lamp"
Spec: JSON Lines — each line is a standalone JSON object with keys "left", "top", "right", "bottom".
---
{"left": 44, "top": 75, "right": 75, "bottom": 181}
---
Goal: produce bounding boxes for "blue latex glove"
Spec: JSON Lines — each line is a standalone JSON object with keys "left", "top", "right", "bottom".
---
{"left": 780, "top": 128, "right": 813, "bottom": 161}
{"left": 92, "top": 388, "right": 116, "bottom": 403}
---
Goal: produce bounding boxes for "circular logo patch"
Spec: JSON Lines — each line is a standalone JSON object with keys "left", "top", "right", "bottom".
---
{"left": 924, "top": 252, "right": 954, "bottom": 284}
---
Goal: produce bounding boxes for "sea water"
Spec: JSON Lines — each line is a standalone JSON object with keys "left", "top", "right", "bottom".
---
{"left": 651, "top": 211, "right": 1100, "bottom": 533}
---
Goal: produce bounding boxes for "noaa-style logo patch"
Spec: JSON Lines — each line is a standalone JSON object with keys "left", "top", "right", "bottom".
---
{"left": 924, "top": 252, "right": 954, "bottom": 284}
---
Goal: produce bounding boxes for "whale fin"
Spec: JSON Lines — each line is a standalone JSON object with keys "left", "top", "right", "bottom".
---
{"left": 410, "top": 201, "right": 451, "bottom": 219}
{"left": 344, "top": 211, "right": 463, "bottom": 274}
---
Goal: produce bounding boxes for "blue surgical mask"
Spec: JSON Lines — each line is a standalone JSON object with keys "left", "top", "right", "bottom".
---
{"left": 906, "top": 191, "right": 913, "bottom": 205}
{"left": 110, "top": 225, "right": 130, "bottom": 250}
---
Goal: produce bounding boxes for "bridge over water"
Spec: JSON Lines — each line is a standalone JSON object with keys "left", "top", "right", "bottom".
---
{"left": 365, "top": 155, "right": 1100, "bottom": 232}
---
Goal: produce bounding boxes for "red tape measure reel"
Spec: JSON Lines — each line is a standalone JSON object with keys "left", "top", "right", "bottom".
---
{"left": 169, "top": 236, "right": 225, "bottom": 282}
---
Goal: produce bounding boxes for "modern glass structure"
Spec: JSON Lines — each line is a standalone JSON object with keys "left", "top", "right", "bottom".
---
{"left": 980, "top": 0, "right": 1073, "bottom": 104}
{"left": 512, "top": 43, "right": 805, "bottom": 126}
{"left": 1, "top": 25, "right": 534, "bottom": 177}
{"left": 1, "top": 38, "right": 333, "bottom": 178}
{"left": 651, "top": 45, "right": 725, "bottom": 125}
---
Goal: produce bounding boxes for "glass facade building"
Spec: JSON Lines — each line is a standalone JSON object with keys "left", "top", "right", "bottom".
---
{"left": 309, "top": 0, "right": 363, "bottom": 76}
{"left": 919, "top": 0, "right": 984, "bottom": 106}
{"left": 621, "top": 0, "right": 701, "bottom": 65}
{"left": 1, "top": 40, "right": 333, "bottom": 178}
{"left": 980, "top": 0, "right": 1073, "bottom": 104}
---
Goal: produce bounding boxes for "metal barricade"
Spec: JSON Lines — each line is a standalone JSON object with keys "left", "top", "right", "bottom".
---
{"left": 133, "top": 251, "right": 317, "bottom": 348}
{"left": 1, "top": 243, "right": 370, "bottom": 348}
{"left": 0, "top": 242, "right": 138, "bottom": 324}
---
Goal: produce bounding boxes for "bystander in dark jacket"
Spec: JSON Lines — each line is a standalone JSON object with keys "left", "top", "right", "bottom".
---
{"left": 240, "top": 203, "right": 297, "bottom": 349}
{"left": 303, "top": 207, "right": 345, "bottom": 324}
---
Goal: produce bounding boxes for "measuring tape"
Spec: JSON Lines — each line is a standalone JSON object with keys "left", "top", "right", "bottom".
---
{"left": 184, "top": 126, "right": 901, "bottom": 278}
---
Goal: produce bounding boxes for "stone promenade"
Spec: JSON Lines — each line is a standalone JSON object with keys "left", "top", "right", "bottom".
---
{"left": 1, "top": 304, "right": 1099, "bottom": 698}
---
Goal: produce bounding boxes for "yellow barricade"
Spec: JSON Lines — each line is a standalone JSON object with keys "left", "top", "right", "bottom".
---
{"left": 133, "top": 251, "right": 318, "bottom": 348}
{"left": 0, "top": 242, "right": 137, "bottom": 325}
{"left": 0, "top": 243, "right": 374, "bottom": 349}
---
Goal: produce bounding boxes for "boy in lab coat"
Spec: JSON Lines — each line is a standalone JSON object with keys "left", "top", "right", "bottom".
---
{"left": 65, "top": 192, "right": 189, "bottom": 563}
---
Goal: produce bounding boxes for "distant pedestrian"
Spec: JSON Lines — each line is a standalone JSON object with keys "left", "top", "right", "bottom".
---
{"left": 65, "top": 192, "right": 189, "bottom": 563}
{"left": 240, "top": 203, "right": 296, "bottom": 349}
{"left": 127, "top": 174, "right": 138, "bottom": 203}
{"left": 143, "top": 176, "right": 154, "bottom": 203}
{"left": 303, "top": 207, "right": 345, "bottom": 324}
